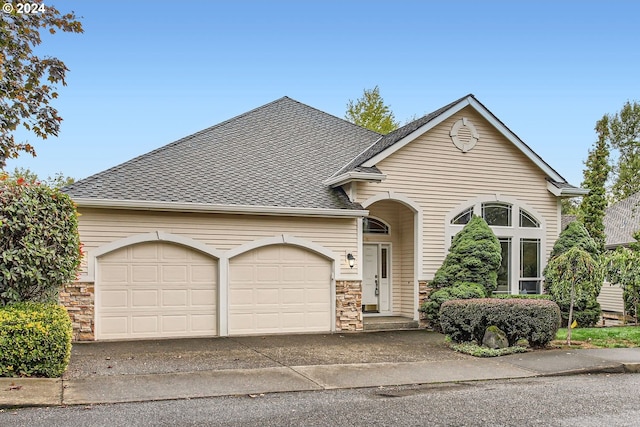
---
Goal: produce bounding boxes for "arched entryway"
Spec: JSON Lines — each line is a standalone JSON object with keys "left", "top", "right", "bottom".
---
{"left": 361, "top": 195, "right": 419, "bottom": 319}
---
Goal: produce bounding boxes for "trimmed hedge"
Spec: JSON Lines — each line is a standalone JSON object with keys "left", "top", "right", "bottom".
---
{"left": 0, "top": 303, "right": 72, "bottom": 377}
{"left": 492, "top": 294, "right": 553, "bottom": 300}
{"left": 439, "top": 298, "right": 561, "bottom": 347}
{"left": 419, "top": 282, "right": 485, "bottom": 332}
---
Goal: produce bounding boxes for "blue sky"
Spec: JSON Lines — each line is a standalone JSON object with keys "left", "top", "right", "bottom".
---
{"left": 5, "top": 1, "right": 639, "bottom": 187}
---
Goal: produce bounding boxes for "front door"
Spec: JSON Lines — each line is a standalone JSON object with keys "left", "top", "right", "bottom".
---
{"left": 362, "top": 243, "right": 391, "bottom": 313}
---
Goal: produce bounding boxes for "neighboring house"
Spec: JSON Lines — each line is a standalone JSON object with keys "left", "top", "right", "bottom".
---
{"left": 62, "top": 94, "right": 586, "bottom": 341}
{"left": 598, "top": 192, "right": 640, "bottom": 320}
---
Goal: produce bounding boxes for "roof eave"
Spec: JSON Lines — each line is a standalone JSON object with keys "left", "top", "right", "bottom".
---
{"left": 323, "top": 171, "right": 387, "bottom": 188}
{"left": 546, "top": 181, "right": 590, "bottom": 197}
{"left": 72, "top": 198, "right": 369, "bottom": 218}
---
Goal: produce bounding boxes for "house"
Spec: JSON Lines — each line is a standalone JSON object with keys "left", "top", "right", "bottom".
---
{"left": 62, "top": 94, "right": 586, "bottom": 341}
{"left": 598, "top": 192, "right": 640, "bottom": 321}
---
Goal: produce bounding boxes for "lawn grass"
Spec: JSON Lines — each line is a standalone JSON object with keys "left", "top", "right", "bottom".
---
{"left": 555, "top": 326, "right": 640, "bottom": 348}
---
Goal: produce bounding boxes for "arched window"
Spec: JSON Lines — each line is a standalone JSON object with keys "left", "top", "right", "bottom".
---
{"left": 363, "top": 217, "right": 390, "bottom": 234}
{"left": 451, "top": 207, "right": 473, "bottom": 225}
{"left": 519, "top": 209, "right": 540, "bottom": 228}
{"left": 447, "top": 198, "right": 545, "bottom": 295}
{"left": 482, "top": 202, "right": 512, "bottom": 226}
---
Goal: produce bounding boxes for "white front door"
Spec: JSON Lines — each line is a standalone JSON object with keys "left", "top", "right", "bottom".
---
{"left": 362, "top": 243, "right": 391, "bottom": 313}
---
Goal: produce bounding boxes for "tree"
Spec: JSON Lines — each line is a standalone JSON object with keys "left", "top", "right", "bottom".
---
{"left": 547, "top": 221, "right": 600, "bottom": 260}
{"left": 431, "top": 215, "right": 502, "bottom": 296}
{"left": 544, "top": 246, "right": 602, "bottom": 344}
{"left": 345, "top": 86, "right": 399, "bottom": 134}
{"left": 543, "top": 221, "right": 603, "bottom": 327}
{"left": 578, "top": 117, "right": 611, "bottom": 253}
{"left": 0, "top": 2, "right": 83, "bottom": 168}
{"left": 561, "top": 198, "right": 580, "bottom": 215}
{"left": 0, "top": 174, "right": 82, "bottom": 305}
{"left": 606, "top": 247, "right": 640, "bottom": 324}
{"left": 5, "top": 167, "right": 74, "bottom": 189}
{"left": 598, "top": 101, "right": 640, "bottom": 201}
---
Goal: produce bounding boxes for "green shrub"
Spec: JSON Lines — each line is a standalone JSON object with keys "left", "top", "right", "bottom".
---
{"left": 449, "top": 341, "right": 528, "bottom": 357}
{"left": 420, "top": 282, "right": 485, "bottom": 332}
{"left": 0, "top": 176, "right": 82, "bottom": 305}
{"left": 439, "top": 298, "right": 561, "bottom": 347}
{"left": 0, "top": 302, "right": 72, "bottom": 377}
{"left": 492, "top": 294, "right": 552, "bottom": 300}
{"left": 431, "top": 216, "right": 501, "bottom": 296}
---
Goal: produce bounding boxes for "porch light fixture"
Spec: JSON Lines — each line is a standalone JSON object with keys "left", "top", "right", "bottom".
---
{"left": 347, "top": 253, "right": 355, "bottom": 269}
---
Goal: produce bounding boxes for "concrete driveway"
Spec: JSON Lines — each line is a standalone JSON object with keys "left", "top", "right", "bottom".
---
{"left": 63, "top": 330, "right": 471, "bottom": 379}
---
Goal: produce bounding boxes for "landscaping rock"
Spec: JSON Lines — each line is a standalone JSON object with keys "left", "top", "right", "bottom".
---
{"left": 482, "top": 325, "right": 509, "bottom": 349}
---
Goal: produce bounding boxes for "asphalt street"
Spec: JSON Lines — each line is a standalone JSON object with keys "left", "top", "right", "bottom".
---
{"left": 2, "top": 374, "right": 639, "bottom": 426}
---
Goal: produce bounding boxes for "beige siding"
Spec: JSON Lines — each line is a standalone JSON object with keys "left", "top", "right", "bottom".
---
{"left": 357, "top": 106, "right": 559, "bottom": 281}
{"left": 399, "top": 207, "right": 414, "bottom": 316}
{"left": 598, "top": 283, "right": 625, "bottom": 313}
{"left": 77, "top": 209, "right": 358, "bottom": 277}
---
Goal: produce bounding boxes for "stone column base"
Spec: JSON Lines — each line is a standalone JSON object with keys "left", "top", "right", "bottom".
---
{"left": 336, "top": 280, "right": 363, "bottom": 332}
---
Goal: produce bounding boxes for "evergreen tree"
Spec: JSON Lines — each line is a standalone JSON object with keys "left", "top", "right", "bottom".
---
{"left": 345, "top": 86, "right": 399, "bottom": 134}
{"left": 431, "top": 215, "right": 502, "bottom": 296}
{"left": 578, "top": 117, "right": 611, "bottom": 253}
{"left": 543, "top": 221, "right": 603, "bottom": 326}
{"left": 547, "top": 221, "right": 600, "bottom": 260}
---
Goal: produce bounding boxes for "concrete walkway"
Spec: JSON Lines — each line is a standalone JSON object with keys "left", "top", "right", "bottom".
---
{"left": 1, "top": 331, "right": 639, "bottom": 408}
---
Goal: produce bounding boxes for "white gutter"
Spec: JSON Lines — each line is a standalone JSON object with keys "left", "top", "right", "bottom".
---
{"left": 546, "top": 182, "right": 590, "bottom": 197}
{"left": 72, "top": 198, "right": 369, "bottom": 218}
{"left": 323, "top": 171, "right": 387, "bottom": 187}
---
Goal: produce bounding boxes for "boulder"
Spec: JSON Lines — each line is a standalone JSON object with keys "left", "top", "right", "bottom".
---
{"left": 482, "top": 325, "right": 509, "bottom": 349}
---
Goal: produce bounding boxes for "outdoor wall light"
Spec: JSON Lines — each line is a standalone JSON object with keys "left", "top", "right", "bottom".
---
{"left": 347, "top": 253, "right": 355, "bottom": 269}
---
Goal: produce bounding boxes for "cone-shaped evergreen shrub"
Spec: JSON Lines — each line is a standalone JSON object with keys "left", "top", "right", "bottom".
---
{"left": 548, "top": 221, "right": 600, "bottom": 259}
{"left": 431, "top": 215, "right": 501, "bottom": 296}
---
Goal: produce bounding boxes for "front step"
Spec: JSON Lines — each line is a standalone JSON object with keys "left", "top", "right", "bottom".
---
{"left": 363, "top": 316, "right": 419, "bottom": 331}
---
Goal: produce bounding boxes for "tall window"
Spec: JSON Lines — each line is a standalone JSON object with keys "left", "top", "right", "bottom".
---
{"left": 447, "top": 199, "right": 545, "bottom": 295}
{"left": 520, "top": 238, "right": 541, "bottom": 294}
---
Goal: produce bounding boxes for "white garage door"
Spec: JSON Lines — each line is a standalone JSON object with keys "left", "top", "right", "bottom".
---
{"left": 229, "top": 245, "right": 331, "bottom": 335}
{"left": 97, "top": 242, "right": 217, "bottom": 340}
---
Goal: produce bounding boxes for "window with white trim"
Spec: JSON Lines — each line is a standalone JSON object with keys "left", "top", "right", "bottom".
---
{"left": 448, "top": 199, "right": 545, "bottom": 295}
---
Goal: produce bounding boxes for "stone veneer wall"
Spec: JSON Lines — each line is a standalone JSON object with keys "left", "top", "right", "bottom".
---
{"left": 418, "top": 280, "right": 432, "bottom": 329}
{"left": 335, "top": 280, "right": 363, "bottom": 332}
{"left": 59, "top": 282, "right": 95, "bottom": 341}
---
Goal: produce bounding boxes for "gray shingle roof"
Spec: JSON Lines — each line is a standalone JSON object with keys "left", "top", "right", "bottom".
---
{"left": 604, "top": 192, "right": 640, "bottom": 247}
{"left": 64, "top": 97, "right": 380, "bottom": 211}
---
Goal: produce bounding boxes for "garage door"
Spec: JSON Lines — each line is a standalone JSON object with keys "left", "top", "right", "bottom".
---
{"left": 97, "top": 242, "right": 217, "bottom": 340}
{"left": 229, "top": 245, "right": 331, "bottom": 335}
